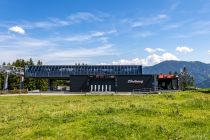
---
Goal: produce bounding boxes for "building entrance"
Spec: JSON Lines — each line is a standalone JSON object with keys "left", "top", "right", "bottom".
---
{"left": 89, "top": 78, "right": 115, "bottom": 92}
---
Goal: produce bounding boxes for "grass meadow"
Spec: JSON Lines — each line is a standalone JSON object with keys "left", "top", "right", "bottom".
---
{"left": 0, "top": 90, "right": 209, "bottom": 140}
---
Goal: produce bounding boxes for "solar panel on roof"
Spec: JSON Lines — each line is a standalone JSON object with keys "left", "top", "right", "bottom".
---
{"left": 24, "top": 65, "right": 142, "bottom": 78}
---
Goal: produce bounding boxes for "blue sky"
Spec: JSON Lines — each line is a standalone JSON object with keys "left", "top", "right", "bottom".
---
{"left": 0, "top": 0, "right": 210, "bottom": 65}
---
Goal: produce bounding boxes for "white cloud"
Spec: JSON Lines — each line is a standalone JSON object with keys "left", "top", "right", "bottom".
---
{"left": 64, "top": 35, "right": 94, "bottom": 42}
{"left": 112, "top": 52, "right": 178, "bottom": 66}
{"left": 0, "top": 34, "right": 54, "bottom": 48}
{"left": 0, "top": 35, "right": 13, "bottom": 42}
{"left": 0, "top": 36, "right": 116, "bottom": 64}
{"left": 137, "top": 31, "right": 153, "bottom": 38}
{"left": 144, "top": 48, "right": 165, "bottom": 53}
{"left": 129, "top": 14, "right": 169, "bottom": 28}
{"left": 144, "top": 48, "right": 155, "bottom": 53}
{"left": 170, "top": 2, "right": 180, "bottom": 11}
{"left": 0, "top": 50, "right": 20, "bottom": 63}
{"left": 112, "top": 58, "right": 145, "bottom": 65}
{"left": 112, "top": 47, "right": 177, "bottom": 66}
{"left": 176, "top": 46, "right": 194, "bottom": 53}
{"left": 22, "top": 12, "right": 104, "bottom": 29}
{"left": 146, "top": 52, "right": 179, "bottom": 65}
{"left": 161, "top": 53, "right": 178, "bottom": 60}
{"left": 175, "top": 21, "right": 210, "bottom": 38}
{"left": 16, "top": 38, "right": 55, "bottom": 47}
{"left": 64, "top": 29, "right": 117, "bottom": 42}
{"left": 45, "top": 44, "right": 115, "bottom": 60}
{"left": 40, "top": 44, "right": 116, "bottom": 64}
{"left": 208, "top": 50, "right": 210, "bottom": 54}
{"left": 156, "top": 48, "right": 166, "bottom": 52}
{"left": 0, "top": 28, "right": 116, "bottom": 64}
{"left": 0, "top": 34, "right": 57, "bottom": 64}
{"left": 162, "top": 23, "right": 182, "bottom": 30}
{"left": 9, "top": 26, "right": 25, "bottom": 34}
{"left": 68, "top": 12, "right": 103, "bottom": 22}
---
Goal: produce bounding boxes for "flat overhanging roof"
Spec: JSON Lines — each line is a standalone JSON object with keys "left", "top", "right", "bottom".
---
{"left": 24, "top": 65, "right": 142, "bottom": 78}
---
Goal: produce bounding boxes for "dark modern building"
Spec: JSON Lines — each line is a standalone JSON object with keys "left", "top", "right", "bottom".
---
{"left": 24, "top": 65, "right": 179, "bottom": 92}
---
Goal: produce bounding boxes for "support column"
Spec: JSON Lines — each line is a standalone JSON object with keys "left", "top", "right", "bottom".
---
{"left": 115, "top": 78, "right": 117, "bottom": 92}
{"left": 48, "top": 79, "right": 53, "bottom": 91}
{"left": 3, "top": 72, "right": 9, "bottom": 90}
{"left": 0, "top": 76, "right": 1, "bottom": 90}
{"left": 69, "top": 76, "right": 71, "bottom": 92}
{"left": 87, "top": 78, "right": 90, "bottom": 92}
{"left": 20, "top": 76, "right": 24, "bottom": 90}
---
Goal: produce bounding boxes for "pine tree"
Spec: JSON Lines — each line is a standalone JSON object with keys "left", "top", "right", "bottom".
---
{"left": 37, "top": 60, "right": 43, "bottom": 65}
{"left": 179, "top": 67, "right": 195, "bottom": 90}
{"left": 28, "top": 58, "right": 34, "bottom": 65}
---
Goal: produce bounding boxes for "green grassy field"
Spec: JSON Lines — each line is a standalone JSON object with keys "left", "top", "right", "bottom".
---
{"left": 0, "top": 90, "right": 209, "bottom": 140}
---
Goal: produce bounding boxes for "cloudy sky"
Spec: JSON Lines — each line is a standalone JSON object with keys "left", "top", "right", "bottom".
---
{"left": 0, "top": 0, "right": 210, "bottom": 65}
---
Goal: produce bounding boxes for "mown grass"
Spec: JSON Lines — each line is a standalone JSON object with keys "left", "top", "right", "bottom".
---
{"left": 0, "top": 90, "right": 209, "bottom": 140}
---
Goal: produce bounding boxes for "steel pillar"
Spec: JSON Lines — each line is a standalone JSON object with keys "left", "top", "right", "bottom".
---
{"left": 0, "top": 76, "right": 1, "bottom": 90}
{"left": 3, "top": 72, "right": 9, "bottom": 90}
{"left": 20, "top": 76, "right": 24, "bottom": 89}
{"left": 48, "top": 79, "right": 53, "bottom": 91}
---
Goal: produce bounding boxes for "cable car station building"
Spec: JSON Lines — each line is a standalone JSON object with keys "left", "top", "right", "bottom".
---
{"left": 24, "top": 65, "right": 179, "bottom": 92}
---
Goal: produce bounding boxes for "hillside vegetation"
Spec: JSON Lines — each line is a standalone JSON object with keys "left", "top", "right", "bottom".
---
{"left": 0, "top": 90, "right": 209, "bottom": 140}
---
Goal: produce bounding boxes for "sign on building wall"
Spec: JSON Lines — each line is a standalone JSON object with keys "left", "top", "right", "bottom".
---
{"left": 128, "top": 80, "right": 144, "bottom": 84}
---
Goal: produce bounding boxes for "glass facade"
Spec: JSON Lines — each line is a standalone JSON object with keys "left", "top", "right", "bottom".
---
{"left": 25, "top": 65, "right": 142, "bottom": 78}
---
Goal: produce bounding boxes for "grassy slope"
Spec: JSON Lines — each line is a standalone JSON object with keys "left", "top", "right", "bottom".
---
{"left": 0, "top": 90, "right": 209, "bottom": 140}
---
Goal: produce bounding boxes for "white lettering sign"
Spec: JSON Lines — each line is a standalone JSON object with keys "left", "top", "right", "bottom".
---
{"left": 128, "top": 80, "right": 144, "bottom": 84}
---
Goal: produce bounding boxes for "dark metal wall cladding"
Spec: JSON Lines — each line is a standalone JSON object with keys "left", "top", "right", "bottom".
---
{"left": 116, "top": 75, "right": 156, "bottom": 92}
{"left": 69, "top": 75, "right": 89, "bottom": 92}
{"left": 69, "top": 75, "right": 156, "bottom": 92}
